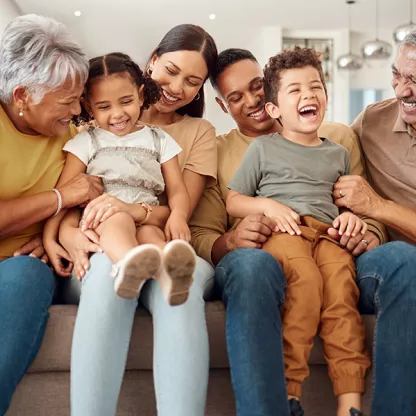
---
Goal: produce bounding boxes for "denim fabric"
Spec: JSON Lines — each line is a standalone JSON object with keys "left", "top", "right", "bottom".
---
{"left": 215, "top": 248, "right": 290, "bottom": 416}
{"left": 356, "top": 241, "right": 416, "bottom": 416}
{"left": 0, "top": 256, "right": 55, "bottom": 415}
{"left": 70, "top": 252, "right": 214, "bottom": 416}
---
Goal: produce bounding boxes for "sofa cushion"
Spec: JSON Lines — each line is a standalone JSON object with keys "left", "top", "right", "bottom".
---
{"left": 29, "top": 303, "right": 375, "bottom": 372}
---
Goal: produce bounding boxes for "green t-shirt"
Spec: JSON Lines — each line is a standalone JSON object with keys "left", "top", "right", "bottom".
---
{"left": 228, "top": 133, "right": 350, "bottom": 225}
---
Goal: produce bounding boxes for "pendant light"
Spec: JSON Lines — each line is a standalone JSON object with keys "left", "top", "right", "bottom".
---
{"left": 362, "top": 0, "right": 392, "bottom": 62}
{"left": 337, "top": 0, "right": 363, "bottom": 70}
{"left": 393, "top": 0, "right": 416, "bottom": 43}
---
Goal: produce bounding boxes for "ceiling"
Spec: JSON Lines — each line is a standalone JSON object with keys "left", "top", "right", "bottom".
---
{"left": 14, "top": 0, "right": 413, "bottom": 61}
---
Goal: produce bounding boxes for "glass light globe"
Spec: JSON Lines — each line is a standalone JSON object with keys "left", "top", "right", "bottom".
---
{"left": 336, "top": 53, "right": 363, "bottom": 70}
{"left": 393, "top": 22, "right": 416, "bottom": 43}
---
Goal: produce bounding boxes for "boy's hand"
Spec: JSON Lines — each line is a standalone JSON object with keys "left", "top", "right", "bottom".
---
{"left": 165, "top": 212, "right": 191, "bottom": 242}
{"left": 44, "top": 240, "right": 73, "bottom": 277}
{"left": 263, "top": 200, "right": 302, "bottom": 236}
{"left": 332, "top": 212, "right": 367, "bottom": 237}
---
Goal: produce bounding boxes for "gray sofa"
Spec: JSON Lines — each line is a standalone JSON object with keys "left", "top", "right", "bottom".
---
{"left": 7, "top": 303, "right": 374, "bottom": 415}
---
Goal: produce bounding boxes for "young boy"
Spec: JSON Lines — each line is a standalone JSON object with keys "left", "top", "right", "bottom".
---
{"left": 226, "top": 47, "right": 370, "bottom": 416}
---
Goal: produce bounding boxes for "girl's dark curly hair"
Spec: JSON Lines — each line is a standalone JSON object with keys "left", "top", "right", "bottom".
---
{"left": 264, "top": 46, "right": 327, "bottom": 105}
{"left": 74, "top": 52, "right": 161, "bottom": 125}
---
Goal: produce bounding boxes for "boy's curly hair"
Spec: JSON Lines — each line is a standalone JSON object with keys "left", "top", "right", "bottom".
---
{"left": 74, "top": 52, "right": 161, "bottom": 126}
{"left": 264, "top": 46, "right": 327, "bottom": 105}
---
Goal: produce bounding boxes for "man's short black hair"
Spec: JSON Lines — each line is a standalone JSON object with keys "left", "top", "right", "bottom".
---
{"left": 210, "top": 48, "right": 258, "bottom": 90}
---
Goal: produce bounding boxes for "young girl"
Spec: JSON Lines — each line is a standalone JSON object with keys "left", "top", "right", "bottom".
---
{"left": 44, "top": 52, "right": 196, "bottom": 306}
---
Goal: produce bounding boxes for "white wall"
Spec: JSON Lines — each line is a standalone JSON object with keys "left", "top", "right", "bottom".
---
{"left": 0, "top": 0, "right": 20, "bottom": 36}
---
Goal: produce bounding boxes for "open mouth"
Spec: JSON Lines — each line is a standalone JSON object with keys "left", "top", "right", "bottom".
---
{"left": 248, "top": 107, "right": 268, "bottom": 121}
{"left": 401, "top": 99, "right": 416, "bottom": 111}
{"left": 299, "top": 105, "right": 318, "bottom": 119}
{"left": 58, "top": 118, "right": 71, "bottom": 126}
{"left": 162, "top": 89, "right": 180, "bottom": 104}
{"left": 110, "top": 120, "right": 129, "bottom": 130}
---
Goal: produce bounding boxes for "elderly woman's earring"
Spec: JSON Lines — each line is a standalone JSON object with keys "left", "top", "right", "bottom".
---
{"left": 18, "top": 110, "right": 23, "bottom": 117}
{"left": 147, "top": 67, "right": 153, "bottom": 76}
{"left": 194, "top": 92, "right": 200, "bottom": 101}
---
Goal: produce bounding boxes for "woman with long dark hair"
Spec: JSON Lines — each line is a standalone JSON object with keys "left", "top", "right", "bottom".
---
{"left": 60, "top": 24, "right": 218, "bottom": 416}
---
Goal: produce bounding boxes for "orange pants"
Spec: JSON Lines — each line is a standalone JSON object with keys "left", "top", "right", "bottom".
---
{"left": 262, "top": 216, "right": 370, "bottom": 398}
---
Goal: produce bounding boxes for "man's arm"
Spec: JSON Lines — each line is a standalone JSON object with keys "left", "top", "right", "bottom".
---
{"left": 334, "top": 175, "right": 416, "bottom": 243}
{"left": 373, "top": 200, "right": 416, "bottom": 243}
{"left": 340, "top": 123, "right": 388, "bottom": 244}
{"left": 190, "top": 184, "right": 277, "bottom": 266}
{"left": 189, "top": 184, "right": 228, "bottom": 266}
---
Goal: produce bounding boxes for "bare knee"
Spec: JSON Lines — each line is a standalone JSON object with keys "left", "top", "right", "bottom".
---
{"left": 96, "top": 211, "right": 135, "bottom": 234}
{"left": 136, "top": 224, "right": 165, "bottom": 246}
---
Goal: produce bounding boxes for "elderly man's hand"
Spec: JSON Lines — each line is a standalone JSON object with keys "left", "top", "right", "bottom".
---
{"left": 327, "top": 228, "right": 380, "bottom": 256}
{"left": 333, "top": 175, "right": 385, "bottom": 217}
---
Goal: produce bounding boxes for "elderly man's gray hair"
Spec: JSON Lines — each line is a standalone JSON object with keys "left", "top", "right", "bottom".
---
{"left": 401, "top": 30, "right": 416, "bottom": 49}
{"left": 0, "top": 14, "right": 88, "bottom": 104}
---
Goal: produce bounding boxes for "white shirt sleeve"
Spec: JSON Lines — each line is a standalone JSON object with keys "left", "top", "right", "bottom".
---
{"left": 62, "top": 131, "right": 93, "bottom": 166}
{"left": 159, "top": 131, "right": 182, "bottom": 164}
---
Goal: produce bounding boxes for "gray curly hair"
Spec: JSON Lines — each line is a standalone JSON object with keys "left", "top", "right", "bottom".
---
{"left": 0, "top": 14, "right": 88, "bottom": 104}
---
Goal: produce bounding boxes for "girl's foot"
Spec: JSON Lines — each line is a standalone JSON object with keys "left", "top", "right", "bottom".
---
{"left": 112, "top": 244, "right": 162, "bottom": 299}
{"left": 157, "top": 240, "right": 196, "bottom": 306}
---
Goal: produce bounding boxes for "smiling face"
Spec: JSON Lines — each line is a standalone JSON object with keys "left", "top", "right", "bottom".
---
{"left": 148, "top": 50, "right": 208, "bottom": 114}
{"left": 392, "top": 43, "right": 416, "bottom": 128}
{"left": 265, "top": 65, "right": 327, "bottom": 136}
{"left": 18, "top": 77, "right": 84, "bottom": 137}
{"left": 86, "top": 73, "right": 143, "bottom": 136}
{"left": 215, "top": 59, "right": 276, "bottom": 137}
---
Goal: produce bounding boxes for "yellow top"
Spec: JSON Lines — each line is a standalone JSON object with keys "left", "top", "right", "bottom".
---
{"left": 0, "top": 104, "right": 76, "bottom": 260}
{"left": 190, "top": 121, "right": 388, "bottom": 265}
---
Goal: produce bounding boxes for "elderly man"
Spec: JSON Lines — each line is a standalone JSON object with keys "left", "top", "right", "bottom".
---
{"left": 333, "top": 31, "right": 416, "bottom": 416}
{"left": 190, "top": 48, "right": 385, "bottom": 416}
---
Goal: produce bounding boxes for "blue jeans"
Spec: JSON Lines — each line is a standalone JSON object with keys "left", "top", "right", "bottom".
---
{"left": 215, "top": 248, "right": 289, "bottom": 416}
{"left": 356, "top": 241, "right": 416, "bottom": 416}
{"left": 67, "top": 252, "right": 214, "bottom": 416}
{"left": 0, "top": 256, "right": 55, "bottom": 415}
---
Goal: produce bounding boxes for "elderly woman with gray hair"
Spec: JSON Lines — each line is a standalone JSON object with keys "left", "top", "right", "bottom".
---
{"left": 0, "top": 14, "right": 103, "bottom": 413}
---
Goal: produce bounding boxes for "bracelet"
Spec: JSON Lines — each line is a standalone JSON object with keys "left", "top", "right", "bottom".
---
{"left": 136, "top": 201, "right": 153, "bottom": 226}
{"left": 52, "top": 188, "right": 62, "bottom": 217}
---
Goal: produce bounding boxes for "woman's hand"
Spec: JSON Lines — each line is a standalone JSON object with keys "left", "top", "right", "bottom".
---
{"left": 44, "top": 240, "right": 73, "bottom": 277}
{"left": 81, "top": 194, "right": 134, "bottom": 231}
{"left": 59, "top": 225, "right": 102, "bottom": 280}
{"left": 13, "top": 236, "right": 48, "bottom": 263}
{"left": 57, "top": 173, "right": 104, "bottom": 209}
{"left": 165, "top": 212, "right": 191, "bottom": 242}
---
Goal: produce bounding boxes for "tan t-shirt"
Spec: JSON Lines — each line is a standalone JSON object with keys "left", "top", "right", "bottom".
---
{"left": 0, "top": 104, "right": 76, "bottom": 260}
{"left": 143, "top": 115, "right": 217, "bottom": 187}
{"left": 190, "top": 121, "right": 387, "bottom": 265}
{"left": 351, "top": 98, "right": 416, "bottom": 243}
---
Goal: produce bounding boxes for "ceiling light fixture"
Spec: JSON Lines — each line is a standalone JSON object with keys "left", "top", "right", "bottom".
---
{"left": 74, "top": 10, "right": 82, "bottom": 17}
{"left": 336, "top": 0, "right": 363, "bottom": 70}
{"left": 361, "top": 0, "right": 392, "bottom": 62}
{"left": 209, "top": 14, "right": 216, "bottom": 20}
{"left": 393, "top": 0, "right": 416, "bottom": 43}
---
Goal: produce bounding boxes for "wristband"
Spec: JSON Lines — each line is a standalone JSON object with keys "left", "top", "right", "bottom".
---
{"left": 136, "top": 202, "right": 152, "bottom": 226}
{"left": 52, "top": 189, "right": 62, "bottom": 217}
